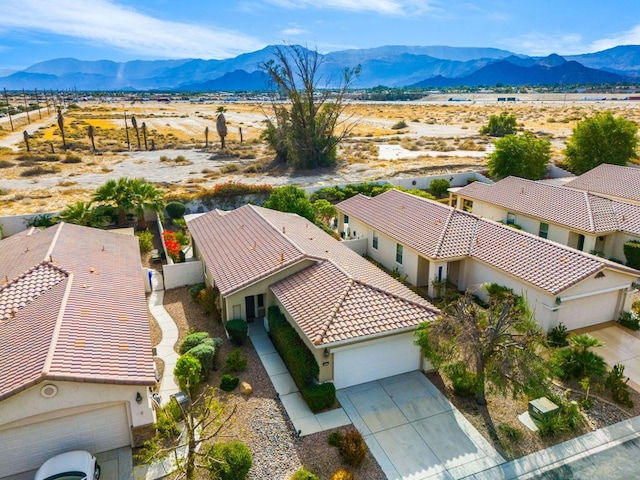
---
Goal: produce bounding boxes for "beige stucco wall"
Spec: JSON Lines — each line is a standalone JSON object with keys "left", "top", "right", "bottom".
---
{"left": 608, "top": 232, "right": 640, "bottom": 263}
{"left": 0, "top": 381, "right": 154, "bottom": 433}
{"left": 559, "top": 268, "right": 635, "bottom": 299}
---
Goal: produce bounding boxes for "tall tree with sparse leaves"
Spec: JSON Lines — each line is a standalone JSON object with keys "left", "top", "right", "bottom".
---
{"left": 260, "top": 44, "right": 360, "bottom": 170}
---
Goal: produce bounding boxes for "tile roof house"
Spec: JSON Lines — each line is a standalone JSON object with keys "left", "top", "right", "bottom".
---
{"left": 454, "top": 176, "right": 640, "bottom": 263}
{"left": 0, "top": 223, "right": 156, "bottom": 479}
{"left": 564, "top": 163, "right": 640, "bottom": 206}
{"left": 187, "top": 205, "right": 439, "bottom": 389}
{"left": 336, "top": 189, "right": 639, "bottom": 333}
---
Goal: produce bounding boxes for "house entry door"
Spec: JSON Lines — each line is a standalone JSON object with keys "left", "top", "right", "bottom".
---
{"left": 245, "top": 296, "right": 256, "bottom": 322}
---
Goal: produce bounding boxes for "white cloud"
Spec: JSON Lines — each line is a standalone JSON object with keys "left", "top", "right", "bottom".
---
{"left": 281, "top": 28, "right": 309, "bottom": 36}
{"left": 2, "top": 0, "right": 264, "bottom": 59}
{"left": 264, "top": 0, "right": 433, "bottom": 15}
{"left": 504, "top": 32, "right": 587, "bottom": 56}
{"left": 590, "top": 24, "right": 640, "bottom": 52}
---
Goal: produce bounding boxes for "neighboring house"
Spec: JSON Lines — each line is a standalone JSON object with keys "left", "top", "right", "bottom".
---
{"left": 0, "top": 223, "right": 156, "bottom": 479}
{"left": 336, "top": 189, "right": 639, "bottom": 333}
{"left": 564, "top": 163, "right": 640, "bottom": 206}
{"left": 187, "top": 205, "right": 439, "bottom": 389}
{"left": 454, "top": 176, "right": 640, "bottom": 262}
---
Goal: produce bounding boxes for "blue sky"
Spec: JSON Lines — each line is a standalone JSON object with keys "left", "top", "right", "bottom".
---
{"left": 2, "top": 0, "right": 640, "bottom": 71}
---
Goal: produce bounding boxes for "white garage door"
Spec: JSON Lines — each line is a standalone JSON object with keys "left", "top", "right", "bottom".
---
{"left": 559, "top": 290, "right": 620, "bottom": 330}
{"left": 0, "top": 403, "right": 130, "bottom": 478}
{"left": 333, "top": 333, "right": 420, "bottom": 389}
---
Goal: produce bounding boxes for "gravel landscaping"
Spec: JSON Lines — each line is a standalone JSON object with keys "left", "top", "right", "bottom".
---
{"left": 157, "top": 286, "right": 386, "bottom": 480}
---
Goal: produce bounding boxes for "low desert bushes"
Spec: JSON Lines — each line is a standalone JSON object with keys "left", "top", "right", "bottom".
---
{"left": 618, "top": 310, "right": 640, "bottom": 331}
{"left": 606, "top": 364, "right": 634, "bottom": 408}
{"left": 547, "top": 322, "right": 569, "bottom": 348}
{"left": 339, "top": 429, "right": 367, "bottom": 467}
{"left": 290, "top": 468, "right": 319, "bottom": 480}
{"left": 136, "top": 230, "right": 154, "bottom": 253}
{"left": 225, "top": 349, "right": 248, "bottom": 372}
{"left": 220, "top": 374, "right": 239, "bottom": 392}
{"left": 331, "top": 468, "right": 356, "bottom": 480}
{"left": 204, "top": 440, "right": 252, "bottom": 480}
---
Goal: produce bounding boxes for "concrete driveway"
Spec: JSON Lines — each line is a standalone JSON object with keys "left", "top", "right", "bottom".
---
{"left": 578, "top": 322, "right": 640, "bottom": 392}
{"left": 337, "top": 371, "right": 504, "bottom": 480}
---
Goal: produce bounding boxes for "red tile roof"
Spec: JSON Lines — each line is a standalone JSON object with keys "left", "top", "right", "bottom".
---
{"left": 188, "top": 205, "right": 439, "bottom": 345}
{"left": 0, "top": 223, "right": 155, "bottom": 400}
{"left": 565, "top": 164, "right": 640, "bottom": 204}
{"left": 337, "top": 189, "right": 639, "bottom": 295}
{"left": 455, "top": 176, "right": 633, "bottom": 234}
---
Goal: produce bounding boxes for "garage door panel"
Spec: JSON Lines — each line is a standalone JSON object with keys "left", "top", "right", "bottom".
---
{"left": 333, "top": 334, "right": 420, "bottom": 389}
{"left": 0, "top": 403, "right": 130, "bottom": 478}
{"left": 559, "top": 290, "right": 619, "bottom": 330}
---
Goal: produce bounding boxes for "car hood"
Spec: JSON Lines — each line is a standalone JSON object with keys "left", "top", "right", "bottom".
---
{"left": 35, "top": 450, "right": 94, "bottom": 480}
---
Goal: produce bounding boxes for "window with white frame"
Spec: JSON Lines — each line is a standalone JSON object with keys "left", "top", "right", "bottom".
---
{"left": 372, "top": 231, "right": 379, "bottom": 249}
{"left": 396, "top": 243, "right": 403, "bottom": 264}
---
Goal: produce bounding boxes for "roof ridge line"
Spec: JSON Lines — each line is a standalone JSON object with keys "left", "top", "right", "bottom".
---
{"left": 313, "top": 278, "right": 354, "bottom": 345}
{"left": 250, "top": 205, "right": 310, "bottom": 258}
{"left": 432, "top": 208, "right": 456, "bottom": 258}
{"left": 0, "top": 260, "right": 69, "bottom": 294}
{"left": 44, "top": 222, "right": 65, "bottom": 263}
{"left": 42, "top": 272, "right": 74, "bottom": 375}
{"left": 583, "top": 190, "right": 596, "bottom": 232}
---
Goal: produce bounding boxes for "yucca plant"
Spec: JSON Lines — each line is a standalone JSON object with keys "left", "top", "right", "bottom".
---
{"left": 131, "top": 115, "right": 141, "bottom": 149}
{"left": 216, "top": 113, "right": 227, "bottom": 149}
{"left": 23, "top": 130, "right": 29, "bottom": 152}
{"left": 87, "top": 125, "right": 96, "bottom": 153}
{"left": 204, "top": 126, "right": 209, "bottom": 148}
{"left": 57, "top": 107, "right": 66, "bottom": 150}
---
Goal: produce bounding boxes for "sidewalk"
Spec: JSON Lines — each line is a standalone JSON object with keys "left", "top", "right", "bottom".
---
{"left": 148, "top": 290, "right": 180, "bottom": 405}
{"left": 249, "top": 322, "right": 351, "bottom": 436}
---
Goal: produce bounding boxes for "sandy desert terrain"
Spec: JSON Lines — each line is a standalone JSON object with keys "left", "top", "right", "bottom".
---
{"left": 1, "top": 93, "right": 640, "bottom": 214}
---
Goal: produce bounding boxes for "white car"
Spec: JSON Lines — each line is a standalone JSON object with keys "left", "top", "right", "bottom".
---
{"left": 35, "top": 450, "right": 100, "bottom": 480}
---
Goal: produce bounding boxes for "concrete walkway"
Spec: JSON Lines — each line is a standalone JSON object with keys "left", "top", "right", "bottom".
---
{"left": 148, "top": 290, "right": 180, "bottom": 405}
{"left": 338, "top": 372, "right": 504, "bottom": 480}
{"left": 249, "top": 323, "right": 351, "bottom": 436}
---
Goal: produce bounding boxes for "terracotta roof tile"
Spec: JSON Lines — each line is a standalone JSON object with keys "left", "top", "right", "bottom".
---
{"left": 0, "top": 223, "right": 155, "bottom": 400}
{"left": 565, "top": 164, "right": 640, "bottom": 204}
{"left": 336, "top": 189, "right": 639, "bottom": 295}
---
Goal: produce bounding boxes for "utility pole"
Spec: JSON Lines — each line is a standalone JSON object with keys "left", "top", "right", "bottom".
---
{"left": 34, "top": 88, "right": 42, "bottom": 119}
{"left": 123, "top": 108, "right": 131, "bottom": 151}
{"left": 3, "top": 88, "right": 14, "bottom": 132}
{"left": 22, "top": 88, "right": 30, "bottom": 124}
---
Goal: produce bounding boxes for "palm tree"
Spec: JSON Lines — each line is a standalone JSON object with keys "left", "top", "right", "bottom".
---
{"left": 87, "top": 125, "right": 96, "bottom": 153}
{"left": 93, "top": 178, "right": 136, "bottom": 226}
{"left": 216, "top": 113, "right": 227, "bottom": 150}
{"left": 57, "top": 107, "right": 66, "bottom": 150}
{"left": 130, "top": 180, "right": 164, "bottom": 230}
{"left": 58, "top": 201, "right": 109, "bottom": 227}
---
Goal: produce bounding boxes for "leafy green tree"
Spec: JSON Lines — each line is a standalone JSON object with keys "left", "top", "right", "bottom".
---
{"left": 263, "top": 185, "right": 316, "bottom": 222}
{"left": 312, "top": 199, "right": 337, "bottom": 226}
{"left": 415, "top": 286, "right": 548, "bottom": 405}
{"left": 260, "top": 44, "right": 360, "bottom": 170}
{"left": 429, "top": 178, "right": 451, "bottom": 198}
{"left": 487, "top": 132, "right": 550, "bottom": 180}
{"left": 174, "top": 353, "right": 202, "bottom": 398}
{"left": 564, "top": 111, "right": 638, "bottom": 174}
{"left": 480, "top": 112, "right": 518, "bottom": 137}
{"left": 57, "top": 201, "right": 110, "bottom": 227}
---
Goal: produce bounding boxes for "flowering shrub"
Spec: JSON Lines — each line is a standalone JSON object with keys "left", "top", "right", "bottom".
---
{"left": 162, "top": 230, "right": 181, "bottom": 262}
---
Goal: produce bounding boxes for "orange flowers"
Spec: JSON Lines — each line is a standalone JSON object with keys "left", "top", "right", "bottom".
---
{"left": 162, "top": 230, "right": 181, "bottom": 261}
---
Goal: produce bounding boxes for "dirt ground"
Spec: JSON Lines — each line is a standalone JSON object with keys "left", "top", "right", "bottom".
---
{"left": 2, "top": 95, "right": 640, "bottom": 215}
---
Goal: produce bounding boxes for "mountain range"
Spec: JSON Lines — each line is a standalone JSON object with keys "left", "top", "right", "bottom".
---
{"left": 2, "top": 45, "right": 640, "bottom": 91}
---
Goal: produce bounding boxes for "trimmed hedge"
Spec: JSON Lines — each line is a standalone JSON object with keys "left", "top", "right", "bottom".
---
{"left": 166, "top": 201, "right": 186, "bottom": 219}
{"left": 220, "top": 374, "right": 239, "bottom": 391}
{"left": 226, "top": 319, "right": 248, "bottom": 345}
{"left": 179, "top": 332, "right": 210, "bottom": 355}
{"left": 268, "top": 306, "right": 335, "bottom": 412}
{"left": 188, "top": 343, "right": 216, "bottom": 376}
{"left": 624, "top": 240, "right": 640, "bottom": 270}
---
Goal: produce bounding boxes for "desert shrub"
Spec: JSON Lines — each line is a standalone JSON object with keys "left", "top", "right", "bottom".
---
{"left": 547, "top": 323, "right": 569, "bottom": 348}
{"left": 391, "top": 120, "right": 408, "bottom": 130}
{"left": 155, "top": 404, "right": 180, "bottom": 439}
{"left": 21, "top": 165, "right": 61, "bottom": 176}
{"left": 0, "top": 159, "right": 14, "bottom": 168}
{"left": 175, "top": 230, "right": 190, "bottom": 247}
{"left": 204, "top": 440, "right": 252, "bottom": 480}
{"left": 165, "top": 201, "right": 186, "bottom": 219}
{"left": 606, "top": 364, "right": 634, "bottom": 407}
{"left": 480, "top": 112, "right": 517, "bottom": 137}
{"left": 226, "top": 319, "right": 248, "bottom": 345}
{"left": 339, "top": 429, "right": 367, "bottom": 467}
{"left": 136, "top": 230, "right": 154, "bottom": 253}
{"left": 624, "top": 240, "right": 640, "bottom": 269}
{"left": 551, "top": 334, "right": 607, "bottom": 380}
{"left": 189, "top": 283, "right": 206, "bottom": 300}
{"left": 225, "top": 349, "right": 248, "bottom": 372}
{"left": 220, "top": 374, "right": 239, "bottom": 391}
{"left": 327, "top": 430, "right": 343, "bottom": 447}
{"left": 268, "top": 306, "right": 335, "bottom": 412}
{"left": 497, "top": 423, "right": 523, "bottom": 442}
{"left": 198, "top": 287, "right": 220, "bottom": 317}
{"left": 179, "top": 332, "right": 211, "bottom": 355}
{"left": 62, "top": 154, "right": 82, "bottom": 163}
{"left": 188, "top": 343, "right": 216, "bottom": 377}
{"left": 429, "top": 178, "right": 451, "bottom": 198}
{"left": 174, "top": 354, "right": 202, "bottom": 397}
{"left": 443, "top": 362, "right": 478, "bottom": 397}
{"left": 537, "top": 399, "right": 582, "bottom": 438}
{"left": 290, "top": 468, "right": 319, "bottom": 480}
{"left": 331, "top": 468, "right": 355, "bottom": 480}
{"left": 618, "top": 310, "right": 640, "bottom": 331}
{"left": 27, "top": 214, "right": 55, "bottom": 228}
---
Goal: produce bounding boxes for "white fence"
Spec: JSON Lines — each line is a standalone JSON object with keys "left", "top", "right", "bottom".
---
{"left": 163, "top": 260, "right": 204, "bottom": 290}
{"left": 341, "top": 238, "right": 367, "bottom": 255}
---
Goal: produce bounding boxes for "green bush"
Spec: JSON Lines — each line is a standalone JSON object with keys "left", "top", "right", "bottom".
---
{"left": 537, "top": 399, "right": 582, "bottom": 438}
{"left": 624, "top": 240, "right": 640, "bottom": 269}
{"left": 606, "top": 364, "right": 633, "bottom": 407}
{"left": 444, "top": 362, "right": 478, "bottom": 397}
{"left": 155, "top": 405, "right": 180, "bottom": 439}
{"left": 618, "top": 310, "right": 640, "bottom": 331}
{"left": 226, "top": 319, "right": 248, "bottom": 345}
{"left": 166, "top": 201, "right": 186, "bottom": 219}
{"left": 290, "top": 468, "right": 319, "bottom": 480}
{"left": 136, "top": 230, "right": 154, "bottom": 253}
{"left": 429, "top": 178, "right": 451, "bottom": 198}
{"left": 225, "top": 349, "right": 248, "bottom": 372}
{"left": 497, "top": 423, "right": 523, "bottom": 442}
{"left": 220, "top": 374, "right": 239, "bottom": 391}
{"left": 179, "top": 332, "right": 210, "bottom": 355}
{"left": 551, "top": 334, "right": 607, "bottom": 380}
{"left": 327, "top": 430, "right": 343, "bottom": 447}
{"left": 189, "top": 283, "right": 206, "bottom": 300}
{"left": 188, "top": 343, "right": 216, "bottom": 377}
{"left": 547, "top": 323, "right": 569, "bottom": 348}
{"left": 174, "top": 354, "right": 202, "bottom": 397}
{"left": 391, "top": 120, "right": 408, "bottom": 130}
{"left": 480, "top": 112, "right": 517, "bottom": 137}
{"left": 268, "top": 306, "right": 336, "bottom": 412}
{"left": 339, "top": 429, "right": 367, "bottom": 467}
{"left": 204, "top": 440, "right": 252, "bottom": 480}
{"left": 198, "top": 287, "right": 220, "bottom": 316}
